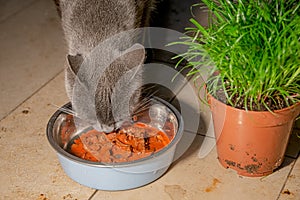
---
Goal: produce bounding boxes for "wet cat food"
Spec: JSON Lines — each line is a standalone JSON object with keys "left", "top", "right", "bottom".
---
{"left": 66, "top": 121, "right": 175, "bottom": 163}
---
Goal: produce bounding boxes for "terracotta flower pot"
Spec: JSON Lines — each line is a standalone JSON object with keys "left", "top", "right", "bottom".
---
{"left": 208, "top": 94, "right": 300, "bottom": 177}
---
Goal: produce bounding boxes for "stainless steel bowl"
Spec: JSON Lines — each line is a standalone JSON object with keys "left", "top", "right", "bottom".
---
{"left": 47, "top": 97, "right": 183, "bottom": 190}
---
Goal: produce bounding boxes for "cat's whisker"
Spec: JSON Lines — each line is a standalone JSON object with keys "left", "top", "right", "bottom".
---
{"left": 52, "top": 104, "right": 102, "bottom": 130}
{"left": 139, "top": 96, "right": 152, "bottom": 106}
{"left": 132, "top": 108, "right": 149, "bottom": 117}
{"left": 141, "top": 84, "right": 158, "bottom": 94}
{"left": 129, "top": 65, "right": 142, "bottom": 82}
{"left": 138, "top": 96, "right": 152, "bottom": 107}
{"left": 50, "top": 103, "right": 78, "bottom": 116}
{"left": 141, "top": 85, "right": 160, "bottom": 100}
{"left": 132, "top": 97, "right": 152, "bottom": 116}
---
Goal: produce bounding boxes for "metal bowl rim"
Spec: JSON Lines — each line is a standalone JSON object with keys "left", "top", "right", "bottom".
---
{"left": 46, "top": 97, "right": 184, "bottom": 168}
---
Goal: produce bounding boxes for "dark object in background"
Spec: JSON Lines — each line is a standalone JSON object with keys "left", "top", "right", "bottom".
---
{"left": 151, "top": 0, "right": 201, "bottom": 33}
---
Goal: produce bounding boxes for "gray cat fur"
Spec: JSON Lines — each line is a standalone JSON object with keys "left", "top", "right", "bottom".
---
{"left": 59, "top": 0, "right": 156, "bottom": 132}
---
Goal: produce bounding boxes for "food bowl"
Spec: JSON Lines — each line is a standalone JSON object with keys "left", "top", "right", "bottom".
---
{"left": 47, "top": 97, "right": 183, "bottom": 190}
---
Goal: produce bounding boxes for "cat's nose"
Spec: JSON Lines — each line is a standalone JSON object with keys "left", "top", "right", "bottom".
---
{"left": 93, "top": 122, "right": 114, "bottom": 133}
{"left": 101, "top": 125, "right": 114, "bottom": 133}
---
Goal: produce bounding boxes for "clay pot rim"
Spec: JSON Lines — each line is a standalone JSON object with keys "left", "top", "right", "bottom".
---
{"left": 208, "top": 93, "right": 300, "bottom": 115}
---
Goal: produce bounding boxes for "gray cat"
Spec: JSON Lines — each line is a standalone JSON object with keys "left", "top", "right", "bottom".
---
{"left": 57, "top": 0, "right": 157, "bottom": 132}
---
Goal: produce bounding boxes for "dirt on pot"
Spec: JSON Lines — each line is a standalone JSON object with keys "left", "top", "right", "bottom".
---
{"left": 224, "top": 159, "right": 263, "bottom": 174}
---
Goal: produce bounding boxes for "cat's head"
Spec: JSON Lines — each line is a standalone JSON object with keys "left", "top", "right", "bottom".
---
{"left": 65, "top": 43, "right": 145, "bottom": 132}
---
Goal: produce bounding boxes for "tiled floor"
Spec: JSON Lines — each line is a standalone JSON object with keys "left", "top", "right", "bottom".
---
{"left": 0, "top": 1, "right": 299, "bottom": 199}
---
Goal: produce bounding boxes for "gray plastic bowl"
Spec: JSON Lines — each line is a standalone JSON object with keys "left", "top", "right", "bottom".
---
{"left": 47, "top": 97, "right": 183, "bottom": 190}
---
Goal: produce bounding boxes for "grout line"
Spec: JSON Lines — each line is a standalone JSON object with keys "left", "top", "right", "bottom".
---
{"left": 170, "top": 76, "right": 193, "bottom": 102}
{"left": 197, "top": 132, "right": 215, "bottom": 138}
{"left": 275, "top": 158, "right": 297, "bottom": 200}
{"left": 0, "top": 69, "right": 64, "bottom": 122}
{"left": 183, "top": 129, "right": 215, "bottom": 139}
{"left": 0, "top": 0, "right": 38, "bottom": 24}
{"left": 87, "top": 190, "right": 98, "bottom": 200}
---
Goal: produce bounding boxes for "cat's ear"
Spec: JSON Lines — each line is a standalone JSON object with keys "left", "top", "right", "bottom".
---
{"left": 121, "top": 43, "right": 146, "bottom": 68}
{"left": 67, "top": 54, "right": 83, "bottom": 75}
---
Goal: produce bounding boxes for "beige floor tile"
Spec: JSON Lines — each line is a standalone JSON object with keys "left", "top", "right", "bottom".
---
{"left": 171, "top": 77, "right": 208, "bottom": 134}
{"left": 0, "top": 0, "right": 36, "bottom": 22}
{"left": 169, "top": 78, "right": 210, "bottom": 161}
{"left": 0, "top": 72, "right": 95, "bottom": 199}
{"left": 91, "top": 135, "right": 295, "bottom": 200}
{"left": 278, "top": 158, "right": 300, "bottom": 200}
{"left": 0, "top": 0, "right": 66, "bottom": 120}
{"left": 174, "top": 76, "right": 215, "bottom": 138}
